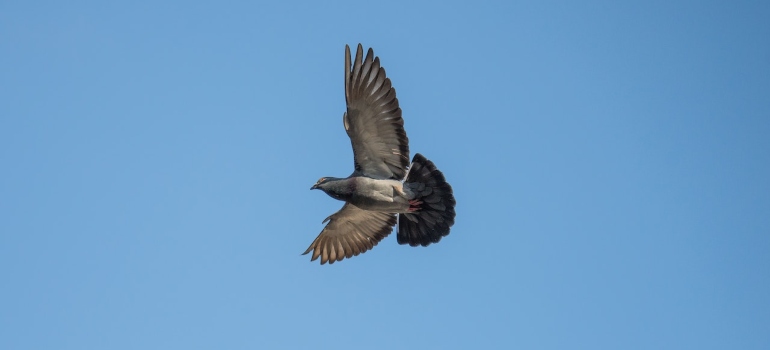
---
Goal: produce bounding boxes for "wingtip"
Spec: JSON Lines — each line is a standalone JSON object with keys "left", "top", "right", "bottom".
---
{"left": 354, "top": 44, "right": 364, "bottom": 64}
{"left": 345, "top": 45, "right": 352, "bottom": 103}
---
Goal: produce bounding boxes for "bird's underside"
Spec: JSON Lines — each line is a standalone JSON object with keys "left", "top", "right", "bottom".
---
{"left": 343, "top": 177, "right": 413, "bottom": 213}
{"left": 304, "top": 44, "right": 456, "bottom": 265}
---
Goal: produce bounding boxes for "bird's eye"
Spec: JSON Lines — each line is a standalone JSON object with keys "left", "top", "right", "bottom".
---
{"left": 319, "top": 177, "right": 326, "bottom": 183}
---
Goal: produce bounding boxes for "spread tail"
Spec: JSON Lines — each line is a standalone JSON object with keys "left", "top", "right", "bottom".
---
{"left": 398, "top": 153, "right": 456, "bottom": 246}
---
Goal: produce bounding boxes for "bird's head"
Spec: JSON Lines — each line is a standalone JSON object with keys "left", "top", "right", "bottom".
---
{"left": 311, "top": 177, "right": 332, "bottom": 190}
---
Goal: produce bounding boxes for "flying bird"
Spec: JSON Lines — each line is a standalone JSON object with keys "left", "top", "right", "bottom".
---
{"left": 303, "top": 44, "right": 456, "bottom": 264}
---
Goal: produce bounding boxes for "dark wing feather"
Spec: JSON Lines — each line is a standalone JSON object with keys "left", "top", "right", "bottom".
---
{"left": 343, "top": 44, "right": 410, "bottom": 180}
{"left": 303, "top": 203, "right": 396, "bottom": 264}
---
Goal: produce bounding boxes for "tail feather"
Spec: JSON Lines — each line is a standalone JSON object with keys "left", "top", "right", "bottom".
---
{"left": 398, "top": 153, "right": 456, "bottom": 247}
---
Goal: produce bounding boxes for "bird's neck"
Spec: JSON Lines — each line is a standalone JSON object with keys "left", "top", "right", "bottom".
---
{"left": 325, "top": 178, "right": 355, "bottom": 200}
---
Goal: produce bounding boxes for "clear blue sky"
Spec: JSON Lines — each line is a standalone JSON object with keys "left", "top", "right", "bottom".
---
{"left": 2, "top": 1, "right": 769, "bottom": 349}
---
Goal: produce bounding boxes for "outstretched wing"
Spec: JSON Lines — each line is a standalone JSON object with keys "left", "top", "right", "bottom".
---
{"left": 303, "top": 203, "right": 396, "bottom": 264}
{"left": 344, "top": 44, "right": 410, "bottom": 180}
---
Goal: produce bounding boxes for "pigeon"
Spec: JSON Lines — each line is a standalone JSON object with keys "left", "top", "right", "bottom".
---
{"left": 304, "top": 44, "right": 456, "bottom": 265}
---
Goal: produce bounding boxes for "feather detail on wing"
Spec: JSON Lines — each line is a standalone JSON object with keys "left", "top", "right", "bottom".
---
{"left": 343, "top": 44, "right": 410, "bottom": 180}
{"left": 303, "top": 203, "right": 397, "bottom": 264}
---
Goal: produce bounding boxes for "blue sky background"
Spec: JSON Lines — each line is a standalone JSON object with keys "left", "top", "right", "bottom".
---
{"left": 2, "top": 1, "right": 769, "bottom": 349}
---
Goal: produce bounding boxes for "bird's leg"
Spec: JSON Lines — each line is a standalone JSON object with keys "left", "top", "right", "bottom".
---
{"left": 408, "top": 199, "right": 423, "bottom": 212}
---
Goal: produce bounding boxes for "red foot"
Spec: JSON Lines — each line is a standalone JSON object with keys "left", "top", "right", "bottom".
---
{"left": 408, "top": 199, "right": 423, "bottom": 212}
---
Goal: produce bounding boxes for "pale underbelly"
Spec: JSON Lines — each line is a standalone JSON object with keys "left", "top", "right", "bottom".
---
{"left": 348, "top": 195, "right": 410, "bottom": 213}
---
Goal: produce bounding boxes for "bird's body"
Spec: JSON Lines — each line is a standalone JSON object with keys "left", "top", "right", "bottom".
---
{"left": 313, "top": 176, "right": 411, "bottom": 213}
{"left": 304, "top": 44, "right": 456, "bottom": 264}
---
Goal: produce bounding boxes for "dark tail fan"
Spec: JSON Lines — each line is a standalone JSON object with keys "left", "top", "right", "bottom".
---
{"left": 398, "top": 153, "right": 456, "bottom": 247}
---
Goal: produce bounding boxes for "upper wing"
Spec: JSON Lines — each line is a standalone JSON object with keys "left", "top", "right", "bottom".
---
{"left": 344, "top": 44, "right": 410, "bottom": 180}
{"left": 303, "top": 203, "right": 397, "bottom": 264}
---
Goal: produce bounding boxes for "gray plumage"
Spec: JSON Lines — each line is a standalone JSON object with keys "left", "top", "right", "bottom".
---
{"left": 304, "top": 44, "right": 456, "bottom": 264}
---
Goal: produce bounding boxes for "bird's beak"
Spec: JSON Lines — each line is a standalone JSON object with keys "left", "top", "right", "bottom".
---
{"left": 311, "top": 184, "right": 318, "bottom": 190}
